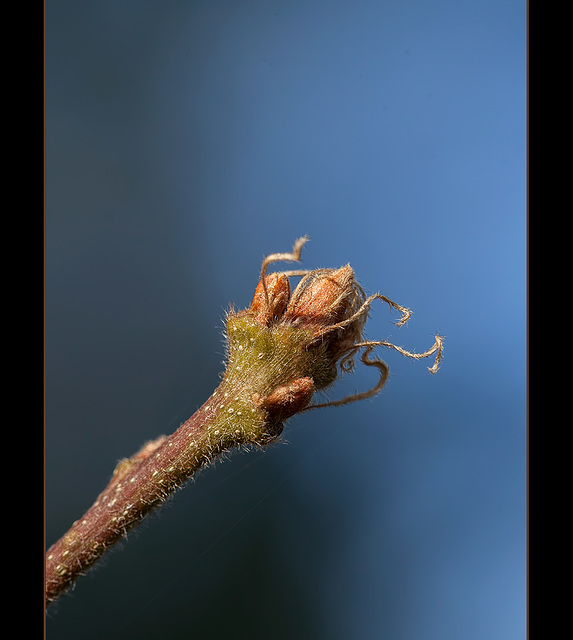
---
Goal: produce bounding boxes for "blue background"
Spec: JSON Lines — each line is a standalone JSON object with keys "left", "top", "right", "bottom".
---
{"left": 46, "top": 1, "right": 526, "bottom": 638}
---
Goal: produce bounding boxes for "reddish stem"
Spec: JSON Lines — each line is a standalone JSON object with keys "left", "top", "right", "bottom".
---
{"left": 45, "top": 387, "right": 236, "bottom": 605}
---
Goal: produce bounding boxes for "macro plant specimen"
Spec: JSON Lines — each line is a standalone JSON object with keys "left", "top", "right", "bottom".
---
{"left": 45, "top": 237, "right": 443, "bottom": 606}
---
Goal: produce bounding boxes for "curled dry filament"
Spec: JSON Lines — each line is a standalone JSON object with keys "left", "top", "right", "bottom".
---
{"left": 255, "top": 236, "right": 444, "bottom": 411}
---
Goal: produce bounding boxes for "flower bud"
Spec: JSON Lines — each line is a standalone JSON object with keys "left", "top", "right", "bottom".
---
{"left": 284, "top": 265, "right": 357, "bottom": 324}
{"left": 283, "top": 265, "right": 367, "bottom": 366}
{"left": 249, "top": 273, "right": 291, "bottom": 326}
{"left": 253, "top": 377, "right": 315, "bottom": 423}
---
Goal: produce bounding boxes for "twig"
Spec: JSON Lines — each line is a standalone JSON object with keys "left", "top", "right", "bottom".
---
{"left": 45, "top": 238, "right": 443, "bottom": 606}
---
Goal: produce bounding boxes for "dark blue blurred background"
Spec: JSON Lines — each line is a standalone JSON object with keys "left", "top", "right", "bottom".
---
{"left": 46, "top": 1, "right": 526, "bottom": 638}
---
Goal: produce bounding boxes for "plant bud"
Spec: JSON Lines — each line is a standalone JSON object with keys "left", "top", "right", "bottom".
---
{"left": 249, "top": 273, "right": 291, "bottom": 326}
{"left": 283, "top": 265, "right": 367, "bottom": 366}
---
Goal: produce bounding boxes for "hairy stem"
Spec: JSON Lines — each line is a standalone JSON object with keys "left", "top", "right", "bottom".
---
{"left": 46, "top": 382, "right": 259, "bottom": 605}
{"left": 46, "top": 314, "right": 319, "bottom": 605}
{"left": 46, "top": 238, "right": 443, "bottom": 607}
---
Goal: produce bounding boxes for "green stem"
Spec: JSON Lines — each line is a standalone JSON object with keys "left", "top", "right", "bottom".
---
{"left": 45, "top": 315, "right": 315, "bottom": 605}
